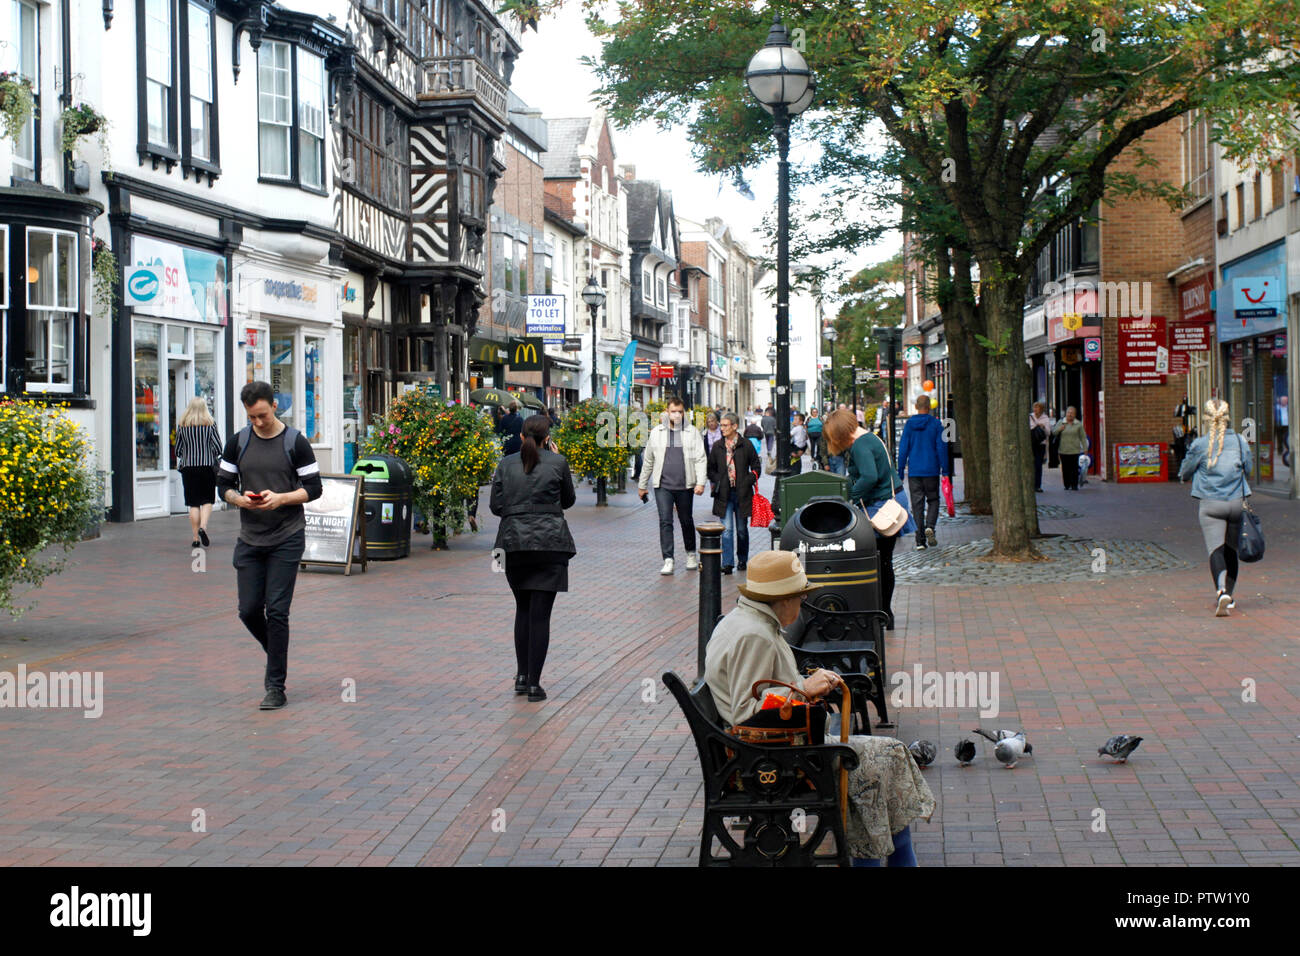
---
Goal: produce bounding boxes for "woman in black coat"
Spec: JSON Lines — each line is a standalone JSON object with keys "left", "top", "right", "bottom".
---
{"left": 707, "top": 412, "right": 761, "bottom": 574}
{"left": 489, "top": 414, "right": 577, "bottom": 702}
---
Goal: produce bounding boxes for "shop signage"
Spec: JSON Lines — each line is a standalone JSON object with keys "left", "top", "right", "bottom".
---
{"left": 1170, "top": 320, "right": 1213, "bottom": 352}
{"left": 525, "top": 294, "right": 566, "bottom": 345}
{"left": 508, "top": 337, "right": 544, "bottom": 370}
{"left": 634, "top": 358, "right": 656, "bottom": 383}
{"left": 562, "top": 336, "right": 583, "bottom": 351}
{"left": 1217, "top": 242, "right": 1287, "bottom": 342}
{"left": 1177, "top": 274, "right": 1213, "bottom": 322}
{"left": 127, "top": 236, "right": 228, "bottom": 326}
{"left": 1118, "top": 315, "right": 1167, "bottom": 385}
{"left": 340, "top": 272, "right": 366, "bottom": 317}
{"left": 1170, "top": 351, "right": 1190, "bottom": 376}
{"left": 1114, "top": 442, "right": 1167, "bottom": 482}
{"left": 471, "top": 337, "right": 510, "bottom": 363}
{"left": 1083, "top": 337, "right": 1101, "bottom": 360}
{"left": 1023, "top": 307, "right": 1046, "bottom": 342}
{"left": 236, "top": 262, "right": 333, "bottom": 323}
{"left": 903, "top": 345, "right": 923, "bottom": 365}
{"left": 1062, "top": 313, "right": 1083, "bottom": 331}
{"left": 300, "top": 475, "right": 365, "bottom": 574}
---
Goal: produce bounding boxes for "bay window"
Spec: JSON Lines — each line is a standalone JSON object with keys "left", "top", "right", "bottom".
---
{"left": 137, "top": 0, "right": 220, "bottom": 176}
{"left": 25, "top": 229, "right": 78, "bottom": 393}
{"left": 258, "top": 40, "right": 327, "bottom": 192}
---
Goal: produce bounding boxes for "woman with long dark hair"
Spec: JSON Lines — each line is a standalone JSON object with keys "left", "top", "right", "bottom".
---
{"left": 489, "top": 414, "right": 577, "bottom": 701}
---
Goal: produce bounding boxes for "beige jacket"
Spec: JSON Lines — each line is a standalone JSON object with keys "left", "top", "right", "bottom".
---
{"left": 638, "top": 422, "right": 709, "bottom": 492}
{"left": 704, "top": 596, "right": 807, "bottom": 725}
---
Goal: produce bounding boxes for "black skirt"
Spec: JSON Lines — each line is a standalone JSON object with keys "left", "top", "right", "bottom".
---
{"left": 504, "top": 550, "right": 570, "bottom": 593}
{"left": 180, "top": 466, "right": 217, "bottom": 507}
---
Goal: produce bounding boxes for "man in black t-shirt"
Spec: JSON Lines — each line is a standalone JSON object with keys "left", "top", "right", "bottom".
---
{"left": 216, "top": 381, "right": 323, "bottom": 710}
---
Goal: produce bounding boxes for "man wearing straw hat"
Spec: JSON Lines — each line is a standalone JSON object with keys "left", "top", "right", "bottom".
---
{"left": 704, "top": 550, "right": 936, "bottom": 865}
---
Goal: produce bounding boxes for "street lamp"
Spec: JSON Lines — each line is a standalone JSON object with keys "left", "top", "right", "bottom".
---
{"left": 766, "top": 342, "right": 777, "bottom": 408}
{"left": 747, "top": 14, "right": 813, "bottom": 515}
{"left": 873, "top": 326, "right": 903, "bottom": 460}
{"left": 581, "top": 275, "right": 608, "bottom": 506}
{"left": 822, "top": 326, "right": 837, "bottom": 407}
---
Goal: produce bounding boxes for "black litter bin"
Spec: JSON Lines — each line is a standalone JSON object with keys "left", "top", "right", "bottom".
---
{"left": 779, "top": 496, "right": 892, "bottom": 730}
{"left": 352, "top": 456, "right": 414, "bottom": 560}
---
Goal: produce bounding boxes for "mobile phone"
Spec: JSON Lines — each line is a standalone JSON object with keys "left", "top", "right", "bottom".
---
{"left": 246, "top": 492, "right": 264, "bottom": 501}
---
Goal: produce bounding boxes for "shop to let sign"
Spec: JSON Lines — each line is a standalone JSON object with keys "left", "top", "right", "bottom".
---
{"left": 1118, "top": 316, "right": 1167, "bottom": 386}
{"left": 525, "top": 294, "right": 566, "bottom": 345}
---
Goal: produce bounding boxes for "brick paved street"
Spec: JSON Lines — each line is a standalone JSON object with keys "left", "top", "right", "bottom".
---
{"left": 2, "top": 466, "right": 1299, "bottom": 866}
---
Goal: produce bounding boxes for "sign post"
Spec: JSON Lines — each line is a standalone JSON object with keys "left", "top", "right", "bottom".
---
{"left": 300, "top": 475, "right": 367, "bottom": 575}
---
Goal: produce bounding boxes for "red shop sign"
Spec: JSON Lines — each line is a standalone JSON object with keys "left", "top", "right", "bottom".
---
{"left": 1177, "top": 273, "right": 1214, "bottom": 322}
{"left": 1118, "top": 315, "right": 1168, "bottom": 386}
{"left": 1169, "top": 319, "right": 1214, "bottom": 352}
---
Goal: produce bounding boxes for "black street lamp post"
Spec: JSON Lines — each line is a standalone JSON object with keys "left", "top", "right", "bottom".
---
{"left": 823, "top": 326, "right": 837, "bottom": 408}
{"left": 582, "top": 275, "right": 609, "bottom": 506}
{"left": 747, "top": 14, "right": 813, "bottom": 519}
{"left": 873, "top": 326, "right": 903, "bottom": 460}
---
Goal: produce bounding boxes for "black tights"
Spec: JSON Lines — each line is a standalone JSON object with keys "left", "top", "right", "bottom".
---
{"left": 876, "top": 531, "right": 898, "bottom": 618}
{"left": 512, "top": 588, "right": 557, "bottom": 685}
{"left": 1209, "top": 545, "right": 1238, "bottom": 594}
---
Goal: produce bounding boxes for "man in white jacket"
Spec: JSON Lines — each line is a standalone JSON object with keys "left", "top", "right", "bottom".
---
{"left": 638, "top": 395, "right": 709, "bottom": 574}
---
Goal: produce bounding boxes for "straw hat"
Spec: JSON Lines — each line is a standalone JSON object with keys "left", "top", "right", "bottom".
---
{"left": 736, "top": 550, "right": 823, "bottom": 603}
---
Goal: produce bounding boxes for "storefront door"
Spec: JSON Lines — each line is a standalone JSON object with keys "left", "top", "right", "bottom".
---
{"left": 1229, "top": 333, "right": 1290, "bottom": 490}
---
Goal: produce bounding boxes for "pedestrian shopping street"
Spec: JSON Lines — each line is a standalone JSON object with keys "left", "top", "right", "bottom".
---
{"left": 1, "top": 469, "right": 1298, "bottom": 866}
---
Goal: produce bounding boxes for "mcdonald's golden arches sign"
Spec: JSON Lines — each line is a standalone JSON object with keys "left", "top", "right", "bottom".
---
{"left": 508, "top": 337, "right": 544, "bottom": 370}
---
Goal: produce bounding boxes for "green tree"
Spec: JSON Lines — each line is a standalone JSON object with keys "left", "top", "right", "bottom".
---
{"left": 505, "top": 0, "right": 1300, "bottom": 557}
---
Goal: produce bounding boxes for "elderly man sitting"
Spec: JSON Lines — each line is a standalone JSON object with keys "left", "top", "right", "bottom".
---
{"left": 704, "top": 550, "right": 936, "bottom": 866}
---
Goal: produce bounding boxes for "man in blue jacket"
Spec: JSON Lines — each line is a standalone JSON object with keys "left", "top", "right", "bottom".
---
{"left": 897, "top": 395, "right": 949, "bottom": 550}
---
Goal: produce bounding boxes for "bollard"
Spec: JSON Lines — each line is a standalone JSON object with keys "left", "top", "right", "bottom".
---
{"left": 697, "top": 521, "right": 724, "bottom": 679}
{"left": 596, "top": 475, "right": 608, "bottom": 506}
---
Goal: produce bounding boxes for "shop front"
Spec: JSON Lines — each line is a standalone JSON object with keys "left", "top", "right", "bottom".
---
{"left": 1171, "top": 272, "right": 1216, "bottom": 457}
{"left": 122, "top": 234, "right": 229, "bottom": 518}
{"left": 234, "top": 257, "right": 342, "bottom": 475}
{"left": 1218, "top": 242, "right": 1289, "bottom": 494}
{"left": 545, "top": 354, "right": 581, "bottom": 411}
{"left": 1048, "top": 311, "right": 1103, "bottom": 475}
{"left": 469, "top": 334, "right": 509, "bottom": 391}
{"left": 341, "top": 270, "right": 396, "bottom": 472}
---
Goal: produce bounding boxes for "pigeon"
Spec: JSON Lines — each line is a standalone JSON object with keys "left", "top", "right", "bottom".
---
{"left": 1098, "top": 735, "right": 1143, "bottom": 762}
{"left": 954, "top": 739, "right": 976, "bottom": 766}
{"left": 973, "top": 728, "right": 1032, "bottom": 768}
{"left": 908, "top": 740, "right": 937, "bottom": 768}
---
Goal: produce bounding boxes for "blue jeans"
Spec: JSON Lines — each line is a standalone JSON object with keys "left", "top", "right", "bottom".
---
{"left": 852, "top": 825, "right": 917, "bottom": 867}
{"left": 721, "top": 490, "right": 749, "bottom": 568}
{"left": 827, "top": 453, "right": 846, "bottom": 475}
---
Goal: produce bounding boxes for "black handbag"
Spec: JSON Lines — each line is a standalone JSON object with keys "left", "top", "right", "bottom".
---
{"left": 1235, "top": 435, "right": 1264, "bottom": 563}
{"left": 728, "top": 680, "right": 827, "bottom": 746}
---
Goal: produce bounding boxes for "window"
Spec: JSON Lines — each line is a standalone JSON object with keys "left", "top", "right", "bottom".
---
{"left": 144, "top": 0, "right": 174, "bottom": 148}
{"left": 1272, "top": 161, "right": 1286, "bottom": 210}
{"left": 258, "top": 41, "right": 292, "bottom": 179}
{"left": 0, "top": 226, "right": 7, "bottom": 390}
{"left": 343, "top": 88, "right": 411, "bottom": 212}
{"left": 642, "top": 265, "right": 654, "bottom": 303}
{"left": 9, "top": 0, "right": 38, "bottom": 178}
{"left": 185, "top": 2, "right": 214, "bottom": 163}
{"left": 516, "top": 239, "right": 528, "bottom": 296}
{"left": 297, "top": 51, "right": 325, "bottom": 190}
{"left": 1235, "top": 182, "right": 1244, "bottom": 229}
{"left": 25, "top": 229, "right": 78, "bottom": 393}
{"left": 304, "top": 335, "right": 324, "bottom": 443}
{"left": 1180, "top": 110, "right": 1211, "bottom": 205}
{"left": 1252, "top": 170, "right": 1262, "bottom": 220}
{"left": 544, "top": 254, "right": 553, "bottom": 294}
{"left": 657, "top": 275, "right": 667, "bottom": 309}
{"left": 502, "top": 237, "right": 514, "bottom": 294}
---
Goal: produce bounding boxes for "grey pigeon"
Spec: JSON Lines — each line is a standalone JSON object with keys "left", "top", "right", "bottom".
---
{"left": 973, "top": 728, "right": 1032, "bottom": 768}
{"left": 954, "top": 739, "right": 976, "bottom": 765}
{"left": 908, "top": 739, "right": 937, "bottom": 767}
{"left": 1098, "top": 735, "right": 1143, "bottom": 762}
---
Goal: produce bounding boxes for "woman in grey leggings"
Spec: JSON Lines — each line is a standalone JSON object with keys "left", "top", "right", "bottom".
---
{"left": 1178, "top": 399, "right": 1252, "bottom": 616}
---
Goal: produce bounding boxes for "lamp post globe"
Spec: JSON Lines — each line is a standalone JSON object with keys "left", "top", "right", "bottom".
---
{"left": 746, "top": 13, "right": 813, "bottom": 519}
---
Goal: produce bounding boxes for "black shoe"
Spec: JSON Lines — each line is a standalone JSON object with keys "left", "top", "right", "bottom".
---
{"left": 198, "top": 528, "right": 210, "bottom": 547}
{"left": 721, "top": 565, "right": 734, "bottom": 575}
{"left": 737, "top": 563, "right": 747, "bottom": 572}
{"left": 514, "top": 674, "right": 528, "bottom": 695}
{"left": 192, "top": 539, "right": 200, "bottom": 548}
{"left": 527, "top": 685, "right": 547, "bottom": 702}
{"left": 885, "top": 611, "right": 896, "bottom": 631}
{"left": 259, "top": 689, "right": 286, "bottom": 710}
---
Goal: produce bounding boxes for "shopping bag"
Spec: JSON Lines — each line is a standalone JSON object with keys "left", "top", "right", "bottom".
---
{"left": 750, "top": 491, "right": 774, "bottom": 528}
{"left": 940, "top": 475, "right": 955, "bottom": 517}
{"left": 1238, "top": 502, "right": 1265, "bottom": 563}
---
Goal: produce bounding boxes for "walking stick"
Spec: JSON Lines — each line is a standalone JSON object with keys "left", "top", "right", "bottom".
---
{"left": 837, "top": 682, "right": 851, "bottom": 832}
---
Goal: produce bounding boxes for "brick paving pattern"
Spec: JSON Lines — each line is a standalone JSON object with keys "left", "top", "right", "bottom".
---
{"left": 1, "top": 468, "right": 1298, "bottom": 866}
{"left": 895, "top": 537, "right": 1189, "bottom": 584}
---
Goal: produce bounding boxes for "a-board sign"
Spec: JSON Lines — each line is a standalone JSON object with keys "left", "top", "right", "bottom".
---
{"left": 301, "top": 475, "right": 366, "bottom": 574}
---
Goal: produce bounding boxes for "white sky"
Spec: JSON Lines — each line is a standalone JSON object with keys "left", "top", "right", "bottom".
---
{"left": 509, "top": 3, "right": 900, "bottom": 297}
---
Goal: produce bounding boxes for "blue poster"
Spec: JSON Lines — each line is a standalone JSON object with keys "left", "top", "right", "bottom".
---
{"left": 614, "top": 340, "right": 638, "bottom": 407}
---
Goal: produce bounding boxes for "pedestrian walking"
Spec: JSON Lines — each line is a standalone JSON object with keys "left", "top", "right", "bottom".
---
{"left": 702, "top": 411, "right": 723, "bottom": 457}
{"left": 897, "top": 395, "right": 949, "bottom": 549}
{"left": 806, "top": 407, "right": 824, "bottom": 468}
{"left": 1029, "top": 401, "right": 1052, "bottom": 492}
{"left": 496, "top": 401, "right": 524, "bottom": 456}
{"left": 174, "top": 396, "right": 223, "bottom": 548}
{"left": 1276, "top": 395, "right": 1290, "bottom": 468}
{"left": 824, "top": 408, "right": 915, "bottom": 631}
{"left": 490, "top": 414, "right": 577, "bottom": 702}
{"left": 638, "top": 395, "right": 709, "bottom": 574}
{"left": 742, "top": 419, "right": 764, "bottom": 461}
{"left": 707, "top": 411, "right": 761, "bottom": 574}
{"left": 1052, "top": 407, "right": 1087, "bottom": 490}
{"left": 216, "top": 381, "right": 323, "bottom": 710}
{"left": 791, "top": 413, "right": 809, "bottom": 469}
{"left": 1179, "top": 399, "right": 1252, "bottom": 617}
{"left": 761, "top": 406, "right": 777, "bottom": 463}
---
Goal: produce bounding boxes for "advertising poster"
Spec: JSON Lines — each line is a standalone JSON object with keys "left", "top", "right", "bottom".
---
{"left": 1114, "top": 442, "right": 1167, "bottom": 482}
{"left": 302, "top": 476, "right": 362, "bottom": 568}
{"left": 127, "top": 236, "right": 228, "bottom": 325}
{"left": 525, "top": 294, "right": 566, "bottom": 345}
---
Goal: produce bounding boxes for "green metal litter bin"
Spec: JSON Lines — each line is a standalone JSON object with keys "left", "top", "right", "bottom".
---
{"left": 352, "top": 456, "right": 414, "bottom": 560}
{"left": 774, "top": 471, "right": 849, "bottom": 534}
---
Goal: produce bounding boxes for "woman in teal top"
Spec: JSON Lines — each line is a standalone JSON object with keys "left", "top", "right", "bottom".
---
{"left": 824, "top": 408, "right": 916, "bottom": 631}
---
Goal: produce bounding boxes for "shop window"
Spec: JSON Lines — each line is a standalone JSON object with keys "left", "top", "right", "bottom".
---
{"left": 517, "top": 239, "right": 528, "bottom": 296}
{"left": 134, "top": 322, "right": 162, "bottom": 472}
{"left": 10, "top": 0, "right": 39, "bottom": 180}
{"left": 269, "top": 323, "right": 296, "bottom": 427}
{"left": 304, "top": 335, "right": 324, "bottom": 443}
{"left": 194, "top": 327, "right": 218, "bottom": 416}
{"left": 258, "top": 42, "right": 325, "bottom": 192}
{"left": 25, "top": 228, "right": 77, "bottom": 393}
{"left": 0, "top": 226, "right": 7, "bottom": 391}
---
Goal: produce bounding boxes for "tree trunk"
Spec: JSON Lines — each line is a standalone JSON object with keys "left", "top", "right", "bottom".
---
{"left": 978, "top": 271, "right": 1039, "bottom": 560}
{"left": 952, "top": 253, "right": 990, "bottom": 514}
{"left": 1018, "top": 358, "right": 1042, "bottom": 538}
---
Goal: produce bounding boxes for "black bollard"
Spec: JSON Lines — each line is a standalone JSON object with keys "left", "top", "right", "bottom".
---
{"left": 697, "top": 521, "right": 724, "bottom": 679}
{"left": 596, "top": 475, "right": 608, "bottom": 506}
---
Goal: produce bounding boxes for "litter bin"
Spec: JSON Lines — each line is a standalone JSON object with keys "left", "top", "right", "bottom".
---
{"left": 352, "top": 455, "right": 414, "bottom": 560}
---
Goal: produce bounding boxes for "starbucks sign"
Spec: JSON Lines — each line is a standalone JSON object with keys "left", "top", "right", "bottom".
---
{"left": 903, "top": 345, "right": 923, "bottom": 365}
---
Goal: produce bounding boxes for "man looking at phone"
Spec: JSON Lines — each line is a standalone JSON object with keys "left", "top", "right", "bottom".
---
{"left": 216, "top": 381, "right": 323, "bottom": 710}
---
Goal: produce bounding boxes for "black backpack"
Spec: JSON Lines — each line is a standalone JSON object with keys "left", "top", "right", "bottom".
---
{"left": 235, "top": 424, "right": 302, "bottom": 471}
